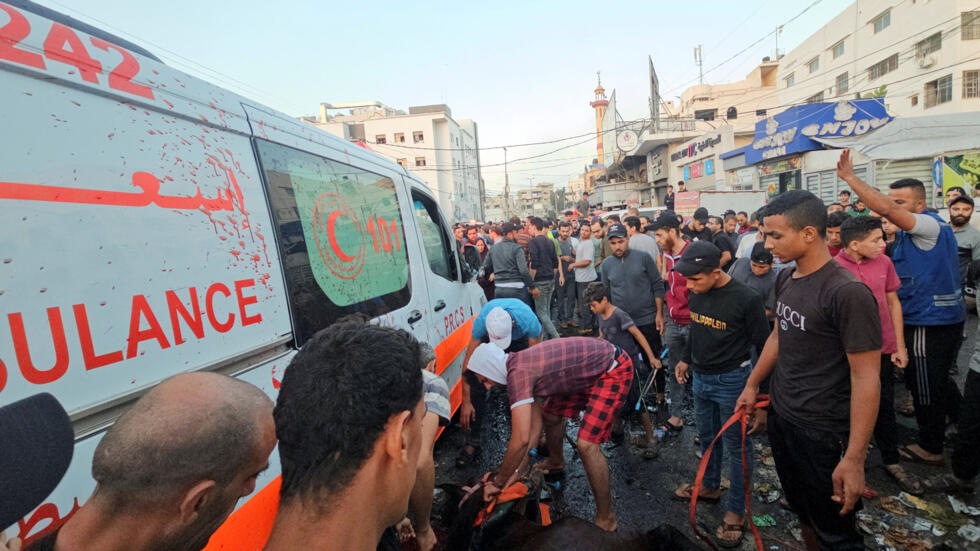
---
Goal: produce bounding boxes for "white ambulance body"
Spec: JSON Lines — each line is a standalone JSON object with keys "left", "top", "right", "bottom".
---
{"left": 0, "top": 1, "right": 484, "bottom": 545}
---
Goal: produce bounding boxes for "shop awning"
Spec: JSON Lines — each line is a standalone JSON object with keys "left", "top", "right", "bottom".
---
{"left": 813, "top": 112, "right": 980, "bottom": 160}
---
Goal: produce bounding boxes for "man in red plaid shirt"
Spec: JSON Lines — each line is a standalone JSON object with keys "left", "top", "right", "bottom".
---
{"left": 467, "top": 337, "right": 633, "bottom": 531}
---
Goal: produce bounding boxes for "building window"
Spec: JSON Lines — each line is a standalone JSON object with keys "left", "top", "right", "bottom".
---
{"left": 807, "top": 57, "right": 820, "bottom": 74}
{"left": 915, "top": 32, "right": 942, "bottom": 57}
{"left": 784, "top": 73, "right": 795, "bottom": 87}
{"left": 394, "top": 132, "right": 405, "bottom": 143}
{"left": 806, "top": 91, "right": 825, "bottom": 104}
{"left": 694, "top": 108, "right": 717, "bottom": 121}
{"left": 413, "top": 131, "right": 424, "bottom": 143}
{"left": 832, "top": 41, "right": 845, "bottom": 59}
{"left": 726, "top": 106, "right": 738, "bottom": 119}
{"left": 396, "top": 158, "right": 407, "bottom": 167}
{"left": 872, "top": 10, "right": 891, "bottom": 33}
{"left": 375, "top": 134, "right": 386, "bottom": 144}
{"left": 963, "top": 11, "right": 980, "bottom": 40}
{"left": 836, "top": 72, "right": 849, "bottom": 95}
{"left": 910, "top": 94, "right": 919, "bottom": 107}
{"left": 868, "top": 53, "right": 899, "bottom": 80}
{"left": 924, "top": 74, "right": 953, "bottom": 108}
{"left": 965, "top": 70, "right": 980, "bottom": 98}
{"left": 415, "top": 156, "right": 426, "bottom": 167}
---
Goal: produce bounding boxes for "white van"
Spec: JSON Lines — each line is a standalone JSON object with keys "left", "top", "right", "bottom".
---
{"left": 0, "top": 1, "right": 485, "bottom": 546}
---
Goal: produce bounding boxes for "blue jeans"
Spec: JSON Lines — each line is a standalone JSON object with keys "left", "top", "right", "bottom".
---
{"left": 533, "top": 279, "right": 560, "bottom": 340}
{"left": 555, "top": 270, "right": 575, "bottom": 323}
{"left": 664, "top": 319, "right": 690, "bottom": 418}
{"left": 693, "top": 364, "right": 753, "bottom": 515}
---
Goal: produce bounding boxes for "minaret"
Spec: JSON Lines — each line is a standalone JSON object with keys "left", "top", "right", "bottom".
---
{"left": 590, "top": 71, "right": 609, "bottom": 166}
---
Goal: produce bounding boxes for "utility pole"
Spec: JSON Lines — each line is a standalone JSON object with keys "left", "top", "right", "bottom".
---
{"left": 693, "top": 44, "right": 704, "bottom": 85}
{"left": 503, "top": 147, "right": 510, "bottom": 219}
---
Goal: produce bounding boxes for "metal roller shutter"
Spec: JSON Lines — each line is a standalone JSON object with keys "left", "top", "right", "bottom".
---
{"left": 874, "top": 158, "right": 937, "bottom": 207}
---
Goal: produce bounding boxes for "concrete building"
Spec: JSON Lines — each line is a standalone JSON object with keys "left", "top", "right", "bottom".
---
{"left": 712, "top": 1, "right": 980, "bottom": 208}
{"left": 632, "top": 58, "right": 782, "bottom": 203}
{"left": 484, "top": 194, "right": 510, "bottom": 223}
{"left": 775, "top": 0, "right": 980, "bottom": 118}
{"left": 302, "top": 102, "right": 484, "bottom": 222}
{"left": 514, "top": 182, "right": 555, "bottom": 218}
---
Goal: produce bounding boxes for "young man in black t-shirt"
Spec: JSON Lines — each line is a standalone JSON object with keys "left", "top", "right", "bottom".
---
{"left": 670, "top": 241, "right": 769, "bottom": 548}
{"left": 736, "top": 191, "right": 881, "bottom": 551}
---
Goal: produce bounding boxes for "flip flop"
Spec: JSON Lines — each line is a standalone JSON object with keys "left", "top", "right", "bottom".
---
{"left": 659, "top": 422, "right": 683, "bottom": 434}
{"left": 672, "top": 483, "right": 723, "bottom": 503}
{"left": 898, "top": 444, "right": 944, "bottom": 466}
{"left": 715, "top": 522, "right": 745, "bottom": 549}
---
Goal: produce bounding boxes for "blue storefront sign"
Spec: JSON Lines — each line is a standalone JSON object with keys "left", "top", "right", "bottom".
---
{"left": 743, "top": 99, "right": 892, "bottom": 165}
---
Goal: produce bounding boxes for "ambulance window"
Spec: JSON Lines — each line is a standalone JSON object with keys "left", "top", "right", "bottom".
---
{"left": 255, "top": 140, "right": 411, "bottom": 345}
{"left": 412, "top": 191, "right": 457, "bottom": 281}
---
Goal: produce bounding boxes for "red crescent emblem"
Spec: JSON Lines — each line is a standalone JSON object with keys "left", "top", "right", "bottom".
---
{"left": 312, "top": 193, "right": 365, "bottom": 279}
{"left": 326, "top": 209, "right": 356, "bottom": 262}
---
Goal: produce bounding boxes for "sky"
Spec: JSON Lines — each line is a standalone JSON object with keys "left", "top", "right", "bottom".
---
{"left": 36, "top": 0, "right": 855, "bottom": 195}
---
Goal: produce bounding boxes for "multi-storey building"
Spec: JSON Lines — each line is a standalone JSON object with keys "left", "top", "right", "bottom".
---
{"left": 302, "top": 102, "right": 484, "bottom": 221}
{"left": 776, "top": 0, "right": 980, "bottom": 117}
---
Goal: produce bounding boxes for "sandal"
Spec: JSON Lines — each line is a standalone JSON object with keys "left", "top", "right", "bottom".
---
{"left": 630, "top": 435, "right": 660, "bottom": 459}
{"left": 885, "top": 464, "right": 924, "bottom": 495}
{"left": 659, "top": 421, "right": 683, "bottom": 434}
{"left": 455, "top": 444, "right": 481, "bottom": 468}
{"left": 715, "top": 521, "right": 745, "bottom": 548}
{"left": 898, "top": 444, "right": 944, "bottom": 466}
{"left": 898, "top": 395, "right": 916, "bottom": 417}
{"left": 672, "top": 483, "right": 723, "bottom": 503}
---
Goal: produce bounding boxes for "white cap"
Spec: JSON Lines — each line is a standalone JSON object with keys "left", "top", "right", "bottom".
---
{"left": 467, "top": 343, "right": 508, "bottom": 385}
{"left": 486, "top": 307, "right": 513, "bottom": 350}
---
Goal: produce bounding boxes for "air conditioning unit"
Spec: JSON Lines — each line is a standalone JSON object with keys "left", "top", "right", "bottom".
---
{"left": 918, "top": 55, "right": 936, "bottom": 68}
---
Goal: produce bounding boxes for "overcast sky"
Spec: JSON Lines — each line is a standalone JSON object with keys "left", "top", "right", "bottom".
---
{"left": 38, "top": 0, "right": 854, "bottom": 194}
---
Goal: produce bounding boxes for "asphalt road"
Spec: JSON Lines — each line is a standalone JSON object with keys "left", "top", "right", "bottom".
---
{"left": 431, "top": 315, "right": 980, "bottom": 550}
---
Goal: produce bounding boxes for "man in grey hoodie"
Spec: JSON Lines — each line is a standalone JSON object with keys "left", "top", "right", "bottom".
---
{"left": 601, "top": 223, "right": 666, "bottom": 357}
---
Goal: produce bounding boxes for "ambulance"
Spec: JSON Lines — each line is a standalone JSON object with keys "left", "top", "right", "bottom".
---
{"left": 0, "top": 1, "right": 485, "bottom": 547}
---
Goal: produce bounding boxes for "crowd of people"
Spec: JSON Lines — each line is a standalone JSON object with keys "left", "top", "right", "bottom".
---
{"left": 3, "top": 150, "right": 979, "bottom": 551}
{"left": 452, "top": 151, "right": 980, "bottom": 549}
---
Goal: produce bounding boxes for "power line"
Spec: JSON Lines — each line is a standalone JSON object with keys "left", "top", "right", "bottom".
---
{"left": 659, "top": 0, "right": 825, "bottom": 98}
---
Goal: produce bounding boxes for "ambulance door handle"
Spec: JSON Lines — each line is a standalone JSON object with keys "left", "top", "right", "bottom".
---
{"left": 408, "top": 310, "right": 423, "bottom": 325}
{"left": 434, "top": 300, "right": 446, "bottom": 312}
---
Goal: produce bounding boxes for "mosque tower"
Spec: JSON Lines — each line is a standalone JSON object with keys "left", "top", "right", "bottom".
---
{"left": 590, "top": 71, "right": 609, "bottom": 166}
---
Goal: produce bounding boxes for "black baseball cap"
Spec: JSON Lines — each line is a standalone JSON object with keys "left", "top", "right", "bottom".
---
{"left": 0, "top": 393, "right": 74, "bottom": 530}
{"left": 673, "top": 241, "right": 722, "bottom": 276}
{"left": 500, "top": 222, "right": 518, "bottom": 234}
{"left": 650, "top": 211, "right": 680, "bottom": 231}
{"left": 950, "top": 195, "right": 975, "bottom": 208}
{"left": 606, "top": 223, "right": 628, "bottom": 239}
{"left": 693, "top": 207, "right": 709, "bottom": 223}
{"left": 750, "top": 242, "right": 774, "bottom": 264}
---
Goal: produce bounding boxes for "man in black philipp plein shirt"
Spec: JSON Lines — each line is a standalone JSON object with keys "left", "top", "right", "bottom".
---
{"left": 671, "top": 241, "right": 769, "bottom": 547}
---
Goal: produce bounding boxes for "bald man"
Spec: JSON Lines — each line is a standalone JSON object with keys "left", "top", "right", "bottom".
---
{"left": 27, "top": 373, "right": 276, "bottom": 551}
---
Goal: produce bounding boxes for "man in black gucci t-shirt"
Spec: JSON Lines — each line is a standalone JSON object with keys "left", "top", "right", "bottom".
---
{"left": 736, "top": 191, "right": 881, "bottom": 551}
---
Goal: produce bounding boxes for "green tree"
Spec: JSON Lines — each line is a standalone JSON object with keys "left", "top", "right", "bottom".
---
{"left": 855, "top": 84, "right": 887, "bottom": 99}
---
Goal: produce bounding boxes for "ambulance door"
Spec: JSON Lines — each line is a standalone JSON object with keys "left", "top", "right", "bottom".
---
{"left": 405, "top": 185, "right": 472, "bottom": 400}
